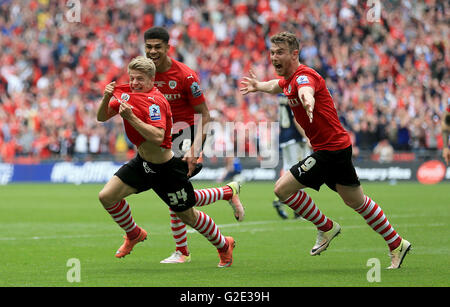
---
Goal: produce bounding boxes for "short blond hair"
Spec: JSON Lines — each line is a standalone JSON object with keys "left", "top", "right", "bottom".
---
{"left": 128, "top": 56, "right": 156, "bottom": 78}
{"left": 270, "top": 32, "right": 299, "bottom": 52}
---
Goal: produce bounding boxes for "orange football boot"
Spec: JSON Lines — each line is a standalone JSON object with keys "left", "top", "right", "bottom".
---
{"left": 217, "top": 237, "right": 235, "bottom": 268}
{"left": 115, "top": 228, "right": 147, "bottom": 258}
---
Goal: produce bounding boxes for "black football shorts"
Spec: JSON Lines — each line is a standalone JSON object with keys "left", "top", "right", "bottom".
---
{"left": 289, "top": 145, "right": 360, "bottom": 191}
{"left": 114, "top": 154, "right": 196, "bottom": 212}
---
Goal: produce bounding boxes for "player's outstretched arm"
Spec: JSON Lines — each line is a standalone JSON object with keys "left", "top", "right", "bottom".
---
{"left": 240, "top": 70, "right": 282, "bottom": 95}
{"left": 298, "top": 86, "right": 315, "bottom": 123}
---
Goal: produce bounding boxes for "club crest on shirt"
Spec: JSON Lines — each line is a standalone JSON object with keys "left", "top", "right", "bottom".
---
{"left": 190, "top": 82, "right": 202, "bottom": 98}
{"left": 120, "top": 93, "right": 130, "bottom": 101}
{"left": 168, "top": 80, "right": 177, "bottom": 89}
{"left": 296, "top": 75, "right": 309, "bottom": 85}
{"left": 149, "top": 104, "right": 161, "bottom": 121}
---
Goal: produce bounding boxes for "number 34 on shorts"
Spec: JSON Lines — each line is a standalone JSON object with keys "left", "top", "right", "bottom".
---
{"left": 168, "top": 188, "right": 188, "bottom": 205}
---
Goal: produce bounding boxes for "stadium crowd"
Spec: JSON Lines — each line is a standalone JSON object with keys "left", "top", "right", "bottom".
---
{"left": 0, "top": 0, "right": 448, "bottom": 163}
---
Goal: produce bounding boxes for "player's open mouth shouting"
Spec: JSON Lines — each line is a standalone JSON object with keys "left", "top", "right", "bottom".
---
{"left": 273, "top": 63, "right": 283, "bottom": 73}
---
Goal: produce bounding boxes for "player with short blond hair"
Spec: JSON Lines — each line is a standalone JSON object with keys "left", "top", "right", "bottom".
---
{"left": 96, "top": 56, "right": 236, "bottom": 267}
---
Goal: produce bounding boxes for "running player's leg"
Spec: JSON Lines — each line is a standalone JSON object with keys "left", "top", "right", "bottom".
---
{"left": 272, "top": 143, "right": 298, "bottom": 219}
{"left": 98, "top": 175, "right": 147, "bottom": 258}
{"left": 337, "top": 184, "right": 401, "bottom": 246}
{"left": 287, "top": 142, "right": 309, "bottom": 219}
{"left": 162, "top": 183, "right": 242, "bottom": 263}
{"left": 161, "top": 130, "right": 195, "bottom": 263}
{"left": 275, "top": 160, "right": 334, "bottom": 232}
{"left": 176, "top": 207, "right": 235, "bottom": 268}
{"left": 336, "top": 184, "right": 410, "bottom": 268}
{"left": 275, "top": 155, "right": 340, "bottom": 255}
{"left": 333, "top": 146, "right": 410, "bottom": 268}
{"left": 195, "top": 183, "right": 244, "bottom": 221}
{"left": 160, "top": 208, "right": 190, "bottom": 263}
{"left": 156, "top": 158, "right": 236, "bottom": 267}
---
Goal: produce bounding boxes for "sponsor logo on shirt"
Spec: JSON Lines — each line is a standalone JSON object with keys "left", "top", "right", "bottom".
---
{"left": 149, "top": 104, "right": 161, "bottom": 120}
{"left": 164, "top": 93, "right": 181, "bottom": 101}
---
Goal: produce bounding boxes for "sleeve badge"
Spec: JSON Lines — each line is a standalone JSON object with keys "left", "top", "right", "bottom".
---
{"left": 190, "top": 81, "right": 203, "bottom": 98}
{"left": 149, "top": 104, "right": 161, "bottom": 121}
{"left": 296, "top": 75, "right": 310, "bottom": 85}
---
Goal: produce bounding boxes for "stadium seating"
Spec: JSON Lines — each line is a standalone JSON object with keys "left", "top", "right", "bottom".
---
{"left": 0, "top": 0, "right": 447, "bottom": 163}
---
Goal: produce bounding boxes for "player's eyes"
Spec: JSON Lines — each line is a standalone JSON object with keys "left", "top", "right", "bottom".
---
{"left": 146, "top": 45, "right": 161, "bottom": 50}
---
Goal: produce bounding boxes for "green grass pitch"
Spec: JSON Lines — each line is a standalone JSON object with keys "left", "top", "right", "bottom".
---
{"left": 0, "top": 182, "right": 449, "bottom": 287}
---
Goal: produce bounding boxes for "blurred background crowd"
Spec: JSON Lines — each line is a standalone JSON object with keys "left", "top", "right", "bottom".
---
{"left": 0, "top": 0, "right": 448, "bottom": 163}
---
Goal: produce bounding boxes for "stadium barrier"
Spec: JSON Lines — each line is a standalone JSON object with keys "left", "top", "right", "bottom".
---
{"left": 0, "top": 159, "right": 449, "bottom": 185}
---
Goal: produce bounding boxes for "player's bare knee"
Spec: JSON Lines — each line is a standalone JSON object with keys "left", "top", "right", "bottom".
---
{"left": 98, "top": 189, "right": 115, "bottom": 208}
{"left": 273, "top": 184, "right": 287, "bottom": 202}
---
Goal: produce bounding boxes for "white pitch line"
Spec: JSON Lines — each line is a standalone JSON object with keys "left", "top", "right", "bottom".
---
{"left": 0, "top": 220, "right": 445, "bottom": 241}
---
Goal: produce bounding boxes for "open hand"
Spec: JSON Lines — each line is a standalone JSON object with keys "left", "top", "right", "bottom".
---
{"left": 240, "top": 70, "right": 259, "bottom": 95}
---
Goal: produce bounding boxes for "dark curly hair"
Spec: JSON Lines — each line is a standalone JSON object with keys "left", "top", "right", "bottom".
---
{"left": 144, "top": 27, "right": 170, "bottom": 44}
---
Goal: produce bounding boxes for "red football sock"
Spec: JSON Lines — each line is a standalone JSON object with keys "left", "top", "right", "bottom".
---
{"left": 193, "top": 211, "right": 228, "bottom": 251}
{"left": 106, "top": 199, "right": 141, "bottom": 240}
{"left": 355, "top": 196, "right": 402, "bottom": 251}
{"left": 169, "top": 209, "right": 189, "bottom": 256}
{"left": 194, "top": 186, "right": 233, "bottom": 206}
{"left": 282, "top": 190, "right": 333, "bottom": 232}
